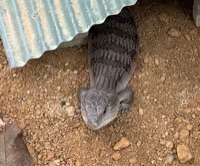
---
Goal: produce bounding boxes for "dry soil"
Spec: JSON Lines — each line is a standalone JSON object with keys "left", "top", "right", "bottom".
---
{"left": 0, "top": 0, "right": 200, "bottom": 165}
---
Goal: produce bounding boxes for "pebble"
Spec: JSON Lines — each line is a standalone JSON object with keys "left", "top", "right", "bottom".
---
{"left": 167, "top": 28, "right": 181, "bottom": 37}
{"left": 179, "top": 129, "right": 189, "bottom": 139}
{"left": 184, "top": 108, "right": 192, "bottom": 114}
{"left": 138, "top": 108, "right": 144, "bottom": 115}
{"left": 177, "top": 144, "right": 192, "bottom": 163}
{"left": 166, "top": 152, "right": 175, "bottom": 165}
{"left": 0, "top": 118, "right": 5, "bottom": 128}
{"left": 66, "top": 106, "right": 75, "bottom": 117}
{"left": 186, "top": 124, "right": 193, "bottom": 131}
{"left": 129, "top": 157, "right": 137, "bottom": 164}
{"left": 111, "top": 152, "right": 121, "bottom": 161}
{"left": 155, "top": 58, "right": 159, "bottom": 66}
{"left": 66, "top": 102, "right": 71, "bottom": 107}
{"left": 65, "top": 62, "right": 69, "bottom": 66}
{"left": 166, "top": 141, "right": 174, "bottom": 149}
{"left": 47, "top": 151, "right": 55, "bottom": 161}
{"left": 192, "top": 114, "right": 196, "bottom": 118}
{"left": 75, "top": 160, "right": 81, "bottom": 166}
{"left": 161, "top": 75, "right": 166, "bottom": 82}
{"left": 174, "top": 132, "right": 179, "bottom": 139}
{"left": 160, "top": 140, "right": 166, "bottom": 145}
{"left": 184, "top": 34, "right": 191, "bottom": 41}
{"left": 189, "top": 28, "right": 198, "bottom": 35}
{"left": 159, "top": 12, "right": 168, "bottom": 21}
{"left": 136, "top": 140, "right": 142, "bottom": 147}
{"left": 144, "top": 57, "right": 149, "bottom": 64}
{"left": 113, "top": 137, "right": 130, "bottom": 150}
{"left": 74, "top": 70, "right": 78, "bottom": 75}
{"left": 43, "top": 119, "right": 50, "bottom": 125}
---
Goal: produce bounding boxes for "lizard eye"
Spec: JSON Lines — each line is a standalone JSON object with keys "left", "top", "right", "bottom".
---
{"left": 103, "top": 108, "right": 107, "bottom": 115}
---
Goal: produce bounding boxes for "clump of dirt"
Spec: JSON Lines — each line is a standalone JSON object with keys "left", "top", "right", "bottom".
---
{"left": 0, "top": 0, "right": 199, "bottom": 165}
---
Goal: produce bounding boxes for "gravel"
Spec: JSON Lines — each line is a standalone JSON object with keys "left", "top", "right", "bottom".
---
{"left": 154, "top": 58, "right": 160, "bottom": 66}
{"left": 159, "top": 12, "right": 168, "bottom": 21}
{"left": 138, "top": 108, "right": 144, "bottom": 115}
{"left": 111, "top": 152, "right": 121, "bottom": 161}
{"left": 177, "top": 144, "right": 192, "bottom": 163}
{"left": 66, "top": 106, "right": 75, "bottom": 117}
{"left": 1, "top": 0, "right": 200, "bottom": 165}
{"left": 113, "top": 137, "right": 130, "bottom": 150}
{"left": 179, "top": 129, "right": 190, "bottom": 139}
{"left": 166, "top": 152, "right": 175, "bottom": 165}
{"left": 165, "top": 141, "right": 174, "bottom": 150}
{"left": 167, "top": 28, "right": 182, "bottom": 37}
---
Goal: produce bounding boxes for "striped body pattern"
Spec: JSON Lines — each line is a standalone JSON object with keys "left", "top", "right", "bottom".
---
{"left": 88, "top": 7, "right": 138, "bottom": 91}
{"left": 78, "top": 7, "right": 138, "bottom": 130}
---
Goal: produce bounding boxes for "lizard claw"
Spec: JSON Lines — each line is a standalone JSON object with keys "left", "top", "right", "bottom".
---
{"left": 119, "top": 103, "right": 130, "bottom": 112}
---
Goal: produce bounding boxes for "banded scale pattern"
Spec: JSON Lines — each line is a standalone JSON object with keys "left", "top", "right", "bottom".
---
{"left": 88, "top": 7, "right": 138, "bottom": 91}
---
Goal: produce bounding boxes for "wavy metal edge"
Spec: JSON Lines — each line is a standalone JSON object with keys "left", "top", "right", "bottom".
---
{"left": 0, "top": 0, "right": 137, "bottom": 68}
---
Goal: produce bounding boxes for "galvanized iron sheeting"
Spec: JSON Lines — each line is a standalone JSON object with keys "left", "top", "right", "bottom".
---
{"left": 0, "top": 0, "right": 137, "bottom": 68}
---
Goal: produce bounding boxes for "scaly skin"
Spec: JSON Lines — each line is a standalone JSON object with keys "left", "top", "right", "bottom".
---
{"left": 78, "top": 7, "right": 138, "bottom": 130}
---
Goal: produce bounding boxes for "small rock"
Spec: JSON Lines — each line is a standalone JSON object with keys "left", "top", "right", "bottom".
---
{"left": 75, "top": 160, "right": 81, "bottom": 166}
{"left": 18, "top": 119, "right": 26, "bottom": 129}
{"left": 47, "top": 151, "right": 55, "bottom": 161}
{"left": 166, "top": 141, "right": 174, "bottom": 149}
{"left": 74, "top": 70, "right": 78, "bottom": 75}
{"left": 53, "top": 160, "right": 60, "bottom": 166}
{"left": 184, "top": 34, "right": 191, "bottom": 41}
{"left": 35, "top": 109, "right": 41, "bottom": 115}
{"left": 12, "top": 73, "right": 17, "bottom": 77}
{"left": 166, "top": 152, "right": 175, "bottom": 165}
{"left": 138, "top": 108, "right": 144, "bottom": 115}
{"left": 111, "top": 152, "right": 121, "bottom": 161}
{"left": 155, "top": 58, "right": 159, "bottom": 66}
{"left": 0, "top": 118, "right": 5, "bottom": 128}
{"left": 65, "top": 62, "right": 69, "bottom": 66}
{"left": 136, "top": 140, "right": 142, "bottom": 147}
{"left": 186, "top": 124, "right": 193, "bottom": 131}
{"left": 168, "top": 28, "right": 181, "bottom": 37}
{"left": 184, "top": 108, "right": 192, "bottom": 114}
{"left": 113, "top": 137, "right": 130, "bottom": 150}
{"left": 43, "top": 119, "right": 50, "bottom": 125}
{"left": 144, "top": 57, "right": 149, "bottom": 64}
{"left": 38, "top": 154, "right": 42, "bottom": 159}
{"left": 161, "top": 75, "right": 166, "bottom": 82}
{"left": 189, "top": 28, "right": 198, "bottom": 35}
{"left": 159, "top": 12, "right": 168, "bottom": 21}
{"left": 160, "top": 140, "right": 166, "bottom": 145}
{"left": 65, "top": 102, "right": 71, "bottom": 107}
{"left": 66, "top": 106, "right": 75, "bottom": 117}
{"left": 179, "top": 129, "right": 189, "bottom": 139}
{"left": 177, "top": 144, "right": 192, "bottom": 163}
{"left": 174, "top": 132, "right": 179, "bottom": 139}
{"left": 192, "top": 114, "right": 196, "bottom": 118}
{"left": 129, "top": 157, "right": 137, "bottom": 164}
{"left": 175, "top": 117, "right": 184, "bottom": 123}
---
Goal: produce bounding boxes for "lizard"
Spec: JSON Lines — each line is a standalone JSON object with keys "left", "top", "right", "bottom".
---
{"left": 78, "top": 7, "right": 139, "bottom": 130}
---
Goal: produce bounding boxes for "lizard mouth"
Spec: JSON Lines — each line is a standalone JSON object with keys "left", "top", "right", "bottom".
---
{"left": 82, "top": 111, "right": 118, "bottom": 130}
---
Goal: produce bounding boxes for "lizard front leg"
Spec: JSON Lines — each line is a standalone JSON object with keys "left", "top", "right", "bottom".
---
{"left": 118, "top": 88, "right": 134, "bottom": 111}
{"left": 77, "top": 87, "right": 88, "bottom": 102}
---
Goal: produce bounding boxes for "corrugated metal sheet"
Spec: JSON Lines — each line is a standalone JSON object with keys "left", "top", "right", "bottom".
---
{"left": 0, "top": 0, "right": 137, "bottom": 68}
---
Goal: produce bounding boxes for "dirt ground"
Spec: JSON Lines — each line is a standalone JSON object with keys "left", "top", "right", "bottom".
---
{"left": 0, "top": 0, "right": 200, "bottom": 165}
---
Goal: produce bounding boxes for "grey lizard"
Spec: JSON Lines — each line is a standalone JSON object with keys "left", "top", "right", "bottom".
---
{"left": 78, "top": 7, "right": 138, "bottom": 130}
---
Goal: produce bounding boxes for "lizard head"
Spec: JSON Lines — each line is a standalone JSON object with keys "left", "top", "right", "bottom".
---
{"left": 78, "top": 88, "right": 120, "bottom": 130}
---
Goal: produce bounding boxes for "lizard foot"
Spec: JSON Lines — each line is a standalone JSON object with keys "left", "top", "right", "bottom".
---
{"left": 119, "top": 103, "right": 130, "bottom": 112}
{"left": 118, "top": 88, "right": 134, "bottom": 112}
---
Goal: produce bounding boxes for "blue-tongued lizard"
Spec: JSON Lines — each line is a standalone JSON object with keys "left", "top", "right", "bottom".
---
{"left": 78, "top": 7, "right": 139, "bottom": 130}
